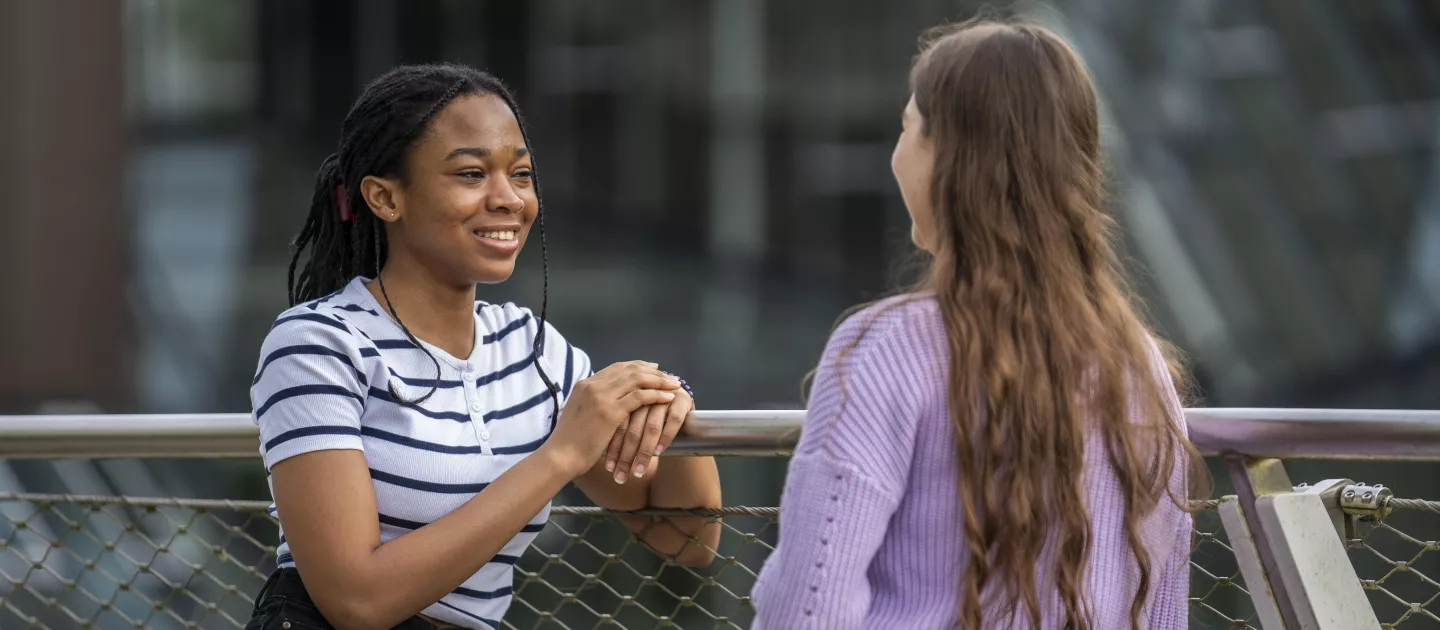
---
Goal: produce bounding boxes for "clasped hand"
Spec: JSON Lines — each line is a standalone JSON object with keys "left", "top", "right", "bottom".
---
{"left": 544, "top": 361, "right": 694, "bottom": 483}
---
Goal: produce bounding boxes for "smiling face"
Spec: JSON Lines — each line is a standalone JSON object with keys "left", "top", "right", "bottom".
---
{"left": 360, "top": 93, "right": 539, "bottom": 287}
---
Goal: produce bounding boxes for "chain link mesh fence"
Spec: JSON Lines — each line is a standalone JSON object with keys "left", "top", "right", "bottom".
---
{"left": 1349, "top": 500, "right": 1440, "bottom": 629}
{"left": 1188, "top": 503, "right": 1258, "bottom": 629}
{"left": 508, "top": 507, "right": 775, "bottom": 629}
{"left": 0, "top": 494, "right": 271, "bottom": 629}
{"left": 0, "top": 492, "right": 1435, "bottom": 629}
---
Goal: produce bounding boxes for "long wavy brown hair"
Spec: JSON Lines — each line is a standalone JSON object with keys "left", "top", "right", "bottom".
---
{"left": 899, "top": 18, "right": 1208, "bottom": 629}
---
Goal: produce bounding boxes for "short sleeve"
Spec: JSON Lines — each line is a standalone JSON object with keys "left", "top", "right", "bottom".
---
{"left": 250, "top": 311, "right": 369, "bottom": 469}
{"left": 535, "top": 316, "right": 593, "bottom": 407}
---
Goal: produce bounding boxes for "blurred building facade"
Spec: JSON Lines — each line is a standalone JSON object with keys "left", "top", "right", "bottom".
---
{"left": 1, "top": 0, "right": 1439, "bottom": 502}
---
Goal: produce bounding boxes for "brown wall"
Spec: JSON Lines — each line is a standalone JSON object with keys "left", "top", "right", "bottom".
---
{"left": 0, "top": 0, "right": 131, "bottom": 412}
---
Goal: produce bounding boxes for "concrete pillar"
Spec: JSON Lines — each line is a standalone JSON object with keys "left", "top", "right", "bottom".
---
{"left": 0, "top": 0, "right": 130, "bottom": 412}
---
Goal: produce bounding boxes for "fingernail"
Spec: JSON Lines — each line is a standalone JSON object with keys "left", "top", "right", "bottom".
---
{"left": 662, "top": 392, "right": 675, "bottom": 400}
{"left": 654, "top": 444, "right": 665, "bottom": 456}
{"left": 605, "top": 460, "right": 615, "bottom": 472}
{"left": 614, "top": 471, "right": 627, "bottom": 484}
{"left": 633, "top": 464, "right": 646, "bottom": 478}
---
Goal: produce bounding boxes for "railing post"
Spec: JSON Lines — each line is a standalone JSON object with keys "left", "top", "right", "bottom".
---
{"left": 1225, "top": 456, "right": 1303, "bottom": 629}
{"left": 1219, "top": 494, "right": 1288, "bottom": 629}
{"left": 1225, "top": 457, "right": 1381, "bottom": 628}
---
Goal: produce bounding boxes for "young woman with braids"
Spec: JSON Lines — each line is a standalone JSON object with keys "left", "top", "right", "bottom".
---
{"left": 752, "top": 20, "right": 1207, "bottom": 630}
{"left": 245, "top": 64, "right": 720, "bottom": 630}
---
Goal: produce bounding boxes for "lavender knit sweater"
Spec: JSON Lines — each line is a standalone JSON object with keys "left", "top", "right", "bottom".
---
{"left": 751, "top": 297, "right": 1192, "bottom": 629}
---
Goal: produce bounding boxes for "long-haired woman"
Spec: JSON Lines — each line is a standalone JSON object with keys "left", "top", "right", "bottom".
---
{"left": 245, "top": 64, "right": 721, "bottom": 630}
{"left": 752, "top": 19, "right": 1205, "bottom": 630}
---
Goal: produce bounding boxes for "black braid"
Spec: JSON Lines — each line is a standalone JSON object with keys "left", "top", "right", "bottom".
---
{"left": 492, "top": 89, "right": 561, "bottom": 424}
{"left": 287, "top": 64, "right": 558, "bottom": 419}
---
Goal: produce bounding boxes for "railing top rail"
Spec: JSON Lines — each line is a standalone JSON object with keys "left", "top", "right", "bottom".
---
{"left": 0, "top": 408, "right": 1437, "bottom": 460}
{"left": 1186, "top": 408, "right": 1440, "bottom": 460}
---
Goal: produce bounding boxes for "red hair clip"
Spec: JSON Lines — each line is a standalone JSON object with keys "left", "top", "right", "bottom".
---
{"left": 334, "top": 184, "right": 354, "bottom": 222}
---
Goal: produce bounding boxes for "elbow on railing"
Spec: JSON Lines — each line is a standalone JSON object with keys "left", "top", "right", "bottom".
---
{"left": 616, "top": 513, "right": 722, "bottom": 567}
{"left": 672, "top": 541, "right": 718, "bottom": 567}
{"left": 666, "top": 517, "right": 723, "bottom": 567}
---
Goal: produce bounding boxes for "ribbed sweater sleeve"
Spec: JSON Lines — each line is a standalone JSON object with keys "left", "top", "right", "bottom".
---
{"left": 752, "top": 300, "right": 939, "bottom": 630}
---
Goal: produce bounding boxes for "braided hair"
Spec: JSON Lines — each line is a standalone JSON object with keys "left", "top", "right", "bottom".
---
{"left": 288, "top": 63, "right": 559, "bottom": 419}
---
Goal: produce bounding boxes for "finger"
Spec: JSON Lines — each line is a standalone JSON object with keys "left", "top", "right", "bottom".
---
{"left": 613, "top": 406, "right": 651, "bottom": 484}
{"left": 600, "top": 362, "right": 669, "bottom": 381}
{"left": 604, "top": 422, "right": 627, "bottom": 474}
{"left": 654, "top": 393, "right": 693, "bottom": 457}
{"left": 600, "top": 363, "right": 671, "bottom": 383}
{"left": 630, "top": 404, "right": 668, "bottom": 479}
{"left": 616, "top": 388, "right": 676, "bottom": 413}
{"left": 597, "top": 361, "right": 659, "bottom": 378}
{"left": 610, "top": 370, "right": 680, "bottom": 395}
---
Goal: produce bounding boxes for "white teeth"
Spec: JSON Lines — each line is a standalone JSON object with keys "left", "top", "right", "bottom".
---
{"left": 477, "top": 230, "right": 516, "bottom": 241}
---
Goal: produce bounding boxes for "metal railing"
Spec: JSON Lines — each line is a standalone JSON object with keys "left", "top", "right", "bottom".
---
{"left": 4, "top": 408, "right": 1440, "bottom": 460}
{"left": 0, "top": 411, "right": 806, "bottom": 460}
{"left": 0, "top": 409, "right": 1437, "bottom": 629}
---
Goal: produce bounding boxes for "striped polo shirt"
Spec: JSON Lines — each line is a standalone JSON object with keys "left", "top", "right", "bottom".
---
{"left": 250, "top": 276, "right": 592, "bottom": 629}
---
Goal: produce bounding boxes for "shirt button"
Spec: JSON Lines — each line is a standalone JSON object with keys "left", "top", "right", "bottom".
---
{"left": 471, "top": 402, "right": 483, "bottom": 413}
{"left": 463, "top": 371, "right": 475, "bottom": 380}
{"left": 479, "top": 431, "right": 490, "bottom": 441}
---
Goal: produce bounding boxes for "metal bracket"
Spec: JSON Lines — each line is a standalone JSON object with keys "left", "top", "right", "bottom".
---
{"left": 1335, "top": 482, "right": 1392, "bottom": 543}
{"left": 1338, "top": 483, "right": 1392, "bottom": 518}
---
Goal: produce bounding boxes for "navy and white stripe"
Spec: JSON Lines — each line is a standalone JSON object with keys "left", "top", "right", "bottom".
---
{"left": 251, "top": 277, "right": 592, "bottom": 628}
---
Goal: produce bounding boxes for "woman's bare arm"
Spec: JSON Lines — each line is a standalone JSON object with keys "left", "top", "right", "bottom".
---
{"left": 273, "top": 364, "right": 677, "bottom": 630}
{"left": 273, "top": 446, "right": 572, "bottom": 630}
{"left": 572, "top": 395, "right": 723, "bottom": 566}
